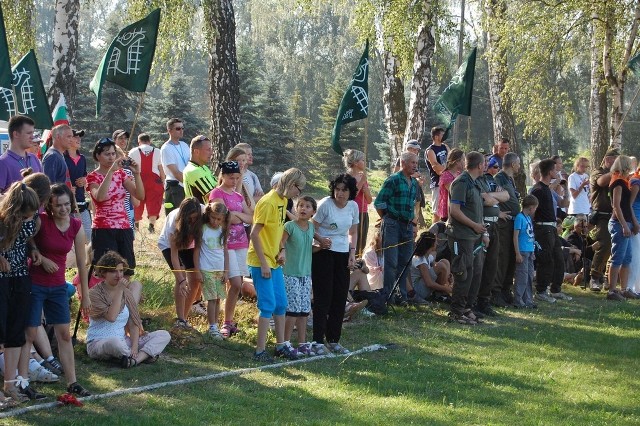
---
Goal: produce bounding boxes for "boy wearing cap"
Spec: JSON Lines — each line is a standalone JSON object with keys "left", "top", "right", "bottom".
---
{"left": 129, "top": 133, "right": 165, "bottom": 233}
{"left": 183, "top": 135, "right": 217, "bottom": 204}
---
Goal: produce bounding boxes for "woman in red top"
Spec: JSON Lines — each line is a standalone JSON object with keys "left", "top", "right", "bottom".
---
{"left": 344, "top": 149, "right": 372, "bottom": 257}
{"left": 25, "top": 184, "right": 91, "bottom": 396}
{"left": 86, "top": 138, "right": 144, "bottom": 276}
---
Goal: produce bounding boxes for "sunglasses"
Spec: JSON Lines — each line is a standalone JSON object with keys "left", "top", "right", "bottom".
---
{"left": 295, "top": 184, "right": 304, "bottom": 193}
{"left": 173, "top": 127, "right": 184, "bottom": 131}
{"left": 491, "top": 165, "right": 499, "bottom": 169}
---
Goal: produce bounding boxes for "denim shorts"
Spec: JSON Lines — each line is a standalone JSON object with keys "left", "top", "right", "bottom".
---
{"left": 608, "top": 219, "right": 633, "bottom": 267}
{"left": 27, "top": 283, "right": 71, "bottom": 327}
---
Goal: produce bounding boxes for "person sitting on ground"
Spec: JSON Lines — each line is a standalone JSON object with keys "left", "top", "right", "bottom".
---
{"left": 409, "top": 232, "right": 452, "bottom": 303}
{"left": 361, "top": 229, "right": 383, "bottom": 291}
{"left": 87, "top": 251, "right": 170, "bottom": 367}
{"left": 566, "top": 216, "right": 597, "bottom": 287}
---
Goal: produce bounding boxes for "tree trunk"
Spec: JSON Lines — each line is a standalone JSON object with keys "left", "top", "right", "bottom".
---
{"left": 589, "top": 22, "right": 608, "bottom": 169}
{"left": 382, "top": 48, "right": 407, "bottom": 165}
{"left": 48, "top": 0, "right": 79, "bottom": 116}
{"left": 484, "top": 0, "right": 523, "bottom": 194}
{"left": 203, "top": 0, "right": 242, "bottom": 166}
{"left": 403, "top": 1, "right": 435, "bottom": 146}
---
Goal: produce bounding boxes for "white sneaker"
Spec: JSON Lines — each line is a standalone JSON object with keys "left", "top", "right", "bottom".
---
{"left": 208, "top": 327, "right": 224, "bottom": 340}
{"left": 310, "top": 342, "right": 329, "bottom": 355}
{"left": 536, "top": 292, "right": 557, "bottom": 303}
{"left": 29, "top": 365, "right": 59, "bottom": 383}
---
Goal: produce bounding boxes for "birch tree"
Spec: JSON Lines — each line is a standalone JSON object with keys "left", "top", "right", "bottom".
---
{"left": 203, "top": 0, "right": 241, "bottom": 165}
{"left": 48, "top": 0, "right": 80, "bottom": 114}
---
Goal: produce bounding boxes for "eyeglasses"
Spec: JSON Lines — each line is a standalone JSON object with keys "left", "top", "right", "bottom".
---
{"left": 97, "top": 137, "right": 113, "bottom": 145}
{"left": 173, "top": 127, "right": 184, "bottom": 131}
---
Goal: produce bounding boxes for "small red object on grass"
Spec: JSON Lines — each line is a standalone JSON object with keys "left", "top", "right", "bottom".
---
{"left": 57, "top": 393, "right": 83, "bottom": 407}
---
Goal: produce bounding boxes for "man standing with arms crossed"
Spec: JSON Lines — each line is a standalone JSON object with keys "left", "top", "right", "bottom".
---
{"left": 447, "top": 151, "right": 489, "bottom": 325}
{"left": 589, "top": 147, "right": 619, "bottom": 291}
{"left": 375, "top": 152, "right": 420, "bottom": 304}
{"left": 161, "top": 118, "right": 190, "bottom": 215}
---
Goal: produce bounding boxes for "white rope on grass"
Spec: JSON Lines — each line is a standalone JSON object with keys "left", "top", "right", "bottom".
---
{"left": 0, "top": 344, "right": 387, "bottom": 419}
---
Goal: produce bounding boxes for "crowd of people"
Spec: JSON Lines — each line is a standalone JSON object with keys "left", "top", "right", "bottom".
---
{"left": 0, "top": 113, "right": 638, "bottom": 407}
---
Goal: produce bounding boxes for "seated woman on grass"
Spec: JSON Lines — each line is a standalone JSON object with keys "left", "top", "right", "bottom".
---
{"left": 87, "top": 251, "right": 170, "bottom": 368}
{"left": 409, "top": 232, "right": 452, "bottom": 302}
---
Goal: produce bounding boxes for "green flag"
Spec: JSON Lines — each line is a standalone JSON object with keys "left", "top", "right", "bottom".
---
{"left": 0, "top": 4, "right": 14, "bottom": 121}
{"left": 628, "top": 50, "right": 640, "bottom": 76}
{"left": 10, "top": 50, "right": 53, "bottom": 129}
{"left": 433, "top": 47, "right": 477, "bottom": 140}
{"left": 331, "top": 40, "right": 369, "bottom": 155}
{"left": 90, "top": 8, "right": 161, "bottom": 116}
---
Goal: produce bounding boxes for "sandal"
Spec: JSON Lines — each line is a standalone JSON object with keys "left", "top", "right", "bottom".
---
{"left": 0, "top": 395, "right": 20, "bottom": 410}
{"left": 2, "top": 386, "right": 28, "bottom": 404}
{"left": 120, "top": 355, "right": 138, "bottom": 369}
{"left": 67, "top": 382, "right": 92, "bottom": 397}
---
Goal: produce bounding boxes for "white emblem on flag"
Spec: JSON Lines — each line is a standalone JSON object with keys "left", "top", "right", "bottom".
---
{"left": 107, "top": 28, "right": 147, "bottom": 76}
{"left": 0, "top": 87, "right": 15, "bottom": 116}
{"left": 12, "top": 68, "right": 35, "bottom": 114}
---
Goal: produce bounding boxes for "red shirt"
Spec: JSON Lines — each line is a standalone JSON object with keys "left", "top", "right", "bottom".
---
{"left": 30, "top": 213, "right": 81, "bottom": 286}
{"left": 87, "top": 169, "right": 132, "bottom": 229}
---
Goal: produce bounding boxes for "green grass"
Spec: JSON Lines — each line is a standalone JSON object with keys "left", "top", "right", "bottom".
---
{"left": 4, "top": 223, "right": 640, "bottom": 425}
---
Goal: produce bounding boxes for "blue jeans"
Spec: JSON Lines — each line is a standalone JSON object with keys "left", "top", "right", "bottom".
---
{"left": 381, "top": 216, "right": 414, "bottom": 299}
{"left": 609, "top": 220, "right": 633, "bottom": 266}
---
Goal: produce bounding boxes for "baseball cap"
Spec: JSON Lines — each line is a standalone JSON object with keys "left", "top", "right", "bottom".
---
{"left": 604, "top": 146, "right": 620, "bottom": 157}
{"left": 32, "top": 131, "right": 44, "bottom": 143}
{"left": 73, "top": 129, "right": 85, "bottom": 137}
{"left": 488, "top": 157, "right": 500, "bottom": 169}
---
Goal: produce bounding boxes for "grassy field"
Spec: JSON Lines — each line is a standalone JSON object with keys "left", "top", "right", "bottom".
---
{"left": 3, "top": 212, "right": 640, "bottom": 425}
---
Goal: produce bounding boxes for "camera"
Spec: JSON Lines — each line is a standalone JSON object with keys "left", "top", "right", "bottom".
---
{"left": 121, "top": 158, "right": 132, "bottom": 168}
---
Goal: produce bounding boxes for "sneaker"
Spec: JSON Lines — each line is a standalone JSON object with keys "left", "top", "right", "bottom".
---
{"left": 476, "top": 304, "right": 498, "bottom": 317}
{"left": 607, "top": 290, "right": 626, "bottom": 301}
{"left": 173, "top": 318, "right": 193, "bottom": 328}
{"left": 19, "top": 384, "right": 47, "bottom": 400}
{"left": 589, "top": 278, "right": 602, "bottom": 292}
{"left": 274, "top": 342, "right": 299, "bottom": 360}
{"left": 208, "top": 327, "right": 224, "bottom": 340}
{"left": 622, "top": 289, "right": 639, "bottom": 299}
{"left": 525, "top": 303, "right": 538, "bottom": 309}
{"left": 253, "top": 350, "right": 274, "bottom": 363}
{"left": 359, "top": 308, "right": 375, "bottom": 317}
{"left": 29, "top": 365, "right": 59, "bottom": 383}
{"left": 327, "top": 342, "right": 350, "bottom": 354}
{"left": 551, "top": 292, "right": 573, "bottom": 301}
{"left": 408, "top": 294, "right": 430, "bottom": 305}
{"left": 41, "top": 357, "right": 64, "bottom": 376}
{"left": 190, "top": 301, "right": 207, "bottom": 317}
{"left": 464, "top": 309, "right": 484, "bottom": 324}
{"left": 535, "top": 292, "right": 557, "bottom": 303}
{"left": 310, "top": 342, "right": 329, "bottom": 355}
{"left": 448, "top": 312, "right": 477, "bottom": 325}
{"left": 297, "top": 343, "right": 316, "bottom": 357}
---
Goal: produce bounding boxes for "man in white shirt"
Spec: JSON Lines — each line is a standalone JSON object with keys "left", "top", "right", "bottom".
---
{"left": 160, "top": 118, "right": 190, "bottom": 215}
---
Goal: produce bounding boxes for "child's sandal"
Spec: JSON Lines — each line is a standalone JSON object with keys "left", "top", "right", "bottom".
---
{"left": 120, "top": 355, "right": 137, "bottom": 369}
{"left": 67, "top": 382, "right": 92, "bottom": 397}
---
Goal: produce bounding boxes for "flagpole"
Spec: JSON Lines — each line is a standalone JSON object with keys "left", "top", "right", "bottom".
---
{"left": 127, "top": 92, "right": 146, "bottom": 151}
{"left": 615, "top": 84, "right": 640, "bottom": 135}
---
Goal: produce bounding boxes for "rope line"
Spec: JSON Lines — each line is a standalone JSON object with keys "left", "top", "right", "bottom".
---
{"left": 0, "top": 344, "right": 387, "bottom": 419}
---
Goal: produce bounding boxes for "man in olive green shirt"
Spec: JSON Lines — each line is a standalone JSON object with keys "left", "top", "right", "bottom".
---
{"left": 446, "top": 151, "right": 489, "bottom": 324}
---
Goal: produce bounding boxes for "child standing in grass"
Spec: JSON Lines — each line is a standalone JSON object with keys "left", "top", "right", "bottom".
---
{"left": 280, "top": 196, "right": 316, "bottom": 356}
{"left": 194, "top": 202, "right": 230, "bottom": 339}
{"left": 247, "top": 168, "right": 306, "bottom": 362}
{"left": 513, "top": 195, "right": 539, "bottom": 308}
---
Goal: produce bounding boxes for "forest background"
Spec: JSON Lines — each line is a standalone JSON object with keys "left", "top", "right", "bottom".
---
{"left": 3, "top": 0, "right": 640, "bottom": 193}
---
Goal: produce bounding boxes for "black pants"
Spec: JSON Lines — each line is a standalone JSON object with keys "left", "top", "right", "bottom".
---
{"left": 534, "top": 224, "right": 564, "bottom": 293}
{"left": 449, "top": 237, "right": 483, "bottom": 316}
{"left": 311, "top": 250, "right": 349, "bottom": 344}
{"left": 164, "top": 182, "right": 185, "bottom": 216}
{"left": 494, "top": 219, "right": 516, "bottom": 298}
{"left": 476, "top": 222, "right": 499, "bottom": 307}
